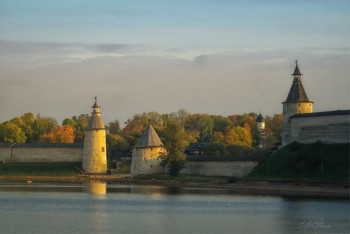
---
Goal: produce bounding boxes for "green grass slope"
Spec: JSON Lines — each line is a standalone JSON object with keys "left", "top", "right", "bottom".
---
{"left": 246, "top": 142, "right": 349, "bottom": 181}
{"left": 0, "top": 162, "right": 81, "bottom": 176}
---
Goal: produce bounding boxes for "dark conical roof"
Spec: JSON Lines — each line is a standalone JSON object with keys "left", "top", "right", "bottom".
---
{"left": 135, "top": 124, "right": 163, "bottom": 147}
{"left": 256, "top": 113, "right": 264, "bottom": 122}
{"left": 285, "top": 78, "right": 310, "bottom": 102}
{"left": 292, "top": 62, "right": 302, "bottom": 76}
{"left": 86, "top": 115, "right": 105, "bottom": 130}
{"left": 86, "top": 98, "right": 105, "bottom": 130}
{"left": 284, "top": 62, "right": 311, "bottom": 103}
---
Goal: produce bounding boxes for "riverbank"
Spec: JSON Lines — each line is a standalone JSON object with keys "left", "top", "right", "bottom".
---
{"left": 0, "top": 175, "right": 348, "bottom": 198}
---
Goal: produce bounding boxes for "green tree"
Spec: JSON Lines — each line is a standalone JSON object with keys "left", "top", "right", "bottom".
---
{"left": 106, "top": 120, "right": 121, "bottom": 135}
{"left": 198, "top": 115, "right": 214, "bottom": 142}
{"left": 202, "top": 142, "right": 226, "bottom": 156}
{"left": 161, "top": 122, "right": 189, "bottom": 176}
{"left": 20, "top": 113, "right": 35, "bottom": 142}
{"left": 62, "top": 118, "right": 77, "bottom": 128}
{"left": 32, "top": 116, "right": 58, "bottom": 142}
{"left": 106, "top": 134, "right": 130, "bottom": 161}
{"left": 0, "top": 122, "right": 27, "bottom": 143}
{"left": 67, "top": 114, "right": 90, "bottom": 142}
{"left": 171, "top": 109, "right": 190, "bottom": 126}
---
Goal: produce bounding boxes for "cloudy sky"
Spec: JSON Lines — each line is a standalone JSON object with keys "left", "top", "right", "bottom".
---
{"left": 0, "top": 0, "right": 349, "bottom": 125}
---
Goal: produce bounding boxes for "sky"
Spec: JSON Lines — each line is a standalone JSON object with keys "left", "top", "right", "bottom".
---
{"left": 0, "top": 0, "right": 349, "bottom": 126}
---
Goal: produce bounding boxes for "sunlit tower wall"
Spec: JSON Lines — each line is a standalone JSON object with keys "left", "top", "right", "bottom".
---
{"left": 130, "top": 124, "right": 166, "bottom": 176}
{"left": 256, "top": 113, "right": 265, "bottom": 148}
{"left": 82, "top": 98, "right": 107, "bottom": 174}
{"left": 282, "top": 62, "right": 313, "bottom": 146}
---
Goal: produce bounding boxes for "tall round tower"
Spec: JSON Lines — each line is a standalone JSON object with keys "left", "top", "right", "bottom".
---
{"left": 82, "top": 97, "right": 107, "bottom": 174}
{"left": 282, "top": 61, "right": 313, "bottom": 145}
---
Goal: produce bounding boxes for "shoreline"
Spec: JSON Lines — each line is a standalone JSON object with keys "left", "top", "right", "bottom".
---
{"left": 0, "top": 175, "right": 349, "bottom": 198}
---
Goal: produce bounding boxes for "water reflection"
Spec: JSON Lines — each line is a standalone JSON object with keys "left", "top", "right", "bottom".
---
{"left": 0, "top": 180, "right": 348, "bottom": 200}
{"left": 0, "top": 180, "right": 348, "bottom": 233}
{"left": 85, "top": 181, "right": 107, "bottom": 196}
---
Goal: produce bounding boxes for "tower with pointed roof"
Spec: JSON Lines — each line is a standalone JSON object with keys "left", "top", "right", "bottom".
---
{"left": 82, "top": 97, "right": 107, "bottom": 173}
{"left": 256, "top": 113, "right": 265, "bottom": 148}
{"left": 282, "top": 61, "right": 313, "bottom": 145}
{"left": 130, "top": 124, "right": 166, "bottom": 176}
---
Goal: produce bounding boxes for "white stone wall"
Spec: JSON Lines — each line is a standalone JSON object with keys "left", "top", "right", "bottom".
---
{"left": 289, "top": 114, "right": 350, "bottom": 144}
{"left": 0, "top": 147, "right": 12, "bottom": 162}
{"left": 82, "top": 130, "right": 107, "bottom": 173}
{"left": 180, "top": 161, "right": 259, "bottom": 177}
{"left": 130, "top": 147, "right": 166, "bottom": 176}
{"left": 0, "top": 146, "right": 83, "bottom": 162}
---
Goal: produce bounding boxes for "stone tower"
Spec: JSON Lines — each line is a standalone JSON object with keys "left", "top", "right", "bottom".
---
{"left": 130, "top": 124, "right": 166, "bottom": 176}
{"left": 82, "top": 97, "right": 107, "bottom": 174}
{"left": 282, "top": 61, "right": 313, "bottom": 145}
{"left": 256, "top": 113, "right": 265, "bottom": 148}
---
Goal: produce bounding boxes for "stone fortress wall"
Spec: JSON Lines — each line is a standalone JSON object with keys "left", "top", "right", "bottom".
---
{"left": 289, "top": 111, "right": 350, "bottom": 144}
{"left": 0, "top": 143, "right": 83, "bottom": 163}
{"left": 181, "top": 160, "right": 258, "bottom": 177}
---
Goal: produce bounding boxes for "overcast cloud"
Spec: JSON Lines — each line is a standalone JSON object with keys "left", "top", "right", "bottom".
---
{"left": 0, "top": 40, "right": 348, "bottom": 125}
{"left": 0, "top": 1, "right": 349, "bottom": 126}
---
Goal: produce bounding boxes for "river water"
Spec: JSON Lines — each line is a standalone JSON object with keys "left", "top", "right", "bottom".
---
{"left": 0, "top": 181, "right": 348, "bottom": 233}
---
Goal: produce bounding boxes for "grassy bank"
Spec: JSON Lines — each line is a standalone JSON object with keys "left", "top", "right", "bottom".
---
{"left": 0, "top": 162, "right": 81, "bottom": 176}
{"left": 245, "top": 142, "right": 349, "bottom": 181}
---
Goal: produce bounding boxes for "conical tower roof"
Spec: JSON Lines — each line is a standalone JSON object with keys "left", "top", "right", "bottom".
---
{"left": 285, "top": 79, "right": 310, "bottom": 102}
{"left": 256, "top": 113, "right": 264, "bottom": 122}
{"left": 135, "top": 124, "right": 163, "bottom": 147}
{"left": 291, "top": 62, "right": 302, "bottom": 76}
{"left": 86, "top": 97, "right": 105, "bottom": 130}
{"left": 284, "top": 62, "right": 311, "bottom": 103}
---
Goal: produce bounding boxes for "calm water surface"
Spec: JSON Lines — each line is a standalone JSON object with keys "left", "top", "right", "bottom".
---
{"left": 0, "top": 180, "right": 349, "bottom": 233}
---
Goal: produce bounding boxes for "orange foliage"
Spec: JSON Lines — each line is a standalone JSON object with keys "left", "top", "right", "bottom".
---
{"left": 38, "top": 125, "right": 75, "bottom": 143}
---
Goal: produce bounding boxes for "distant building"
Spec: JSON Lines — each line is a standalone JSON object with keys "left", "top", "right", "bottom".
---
{"left": 185, "top": 142, "right": 208, "bottom": 155}
{"left": 256, "top": 113, "right": 265, "bottom": 148}
{"left": 281, "top": 62, "right": 349, "bottom": 146}
{"left": 130, "top": 124, "right": 166, "bottom": 176}
{"left": 82, "top": 98, "right": 107, "bottom": 173}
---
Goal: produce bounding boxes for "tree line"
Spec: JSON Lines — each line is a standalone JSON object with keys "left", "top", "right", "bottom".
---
{"left": 0, "top": 110, "right": 282, "bottom": 160}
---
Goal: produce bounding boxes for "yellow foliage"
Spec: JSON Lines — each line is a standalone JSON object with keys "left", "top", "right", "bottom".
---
{"left": 38, "top": 125, "right": 75, "bottom": 143}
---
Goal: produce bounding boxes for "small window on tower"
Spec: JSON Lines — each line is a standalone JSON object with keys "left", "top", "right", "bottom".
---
{"left": 102, "top": 147, "right": 105, "bottom": 152}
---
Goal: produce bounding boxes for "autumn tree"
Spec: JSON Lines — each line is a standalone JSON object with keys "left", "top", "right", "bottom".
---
{"left": 32, "top": 116, "right": 58, "bottom": 142}
{"left": 62, "top": 114, "right": 90, "bottom": 142}
{"left": 265, "top": 113, "right": 283, "bottom": 145}
{"left": 38, "top": 125, "right": 75, "bottom": 143}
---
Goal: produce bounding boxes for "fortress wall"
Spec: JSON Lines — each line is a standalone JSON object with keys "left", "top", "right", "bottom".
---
{"left": 130, "top": 147, "right": 166, "bottom": 176}
{"left": 0, "top": 144, "right": 83, "bottom": 163}
{"left": 181, "top": 161, "right": 259, "bottom": 177}
{"left": 290, "top": 114, "right": 350, "bottom": 144}
{"left": 0, "top": 146, "right": 11, "bottom": 162}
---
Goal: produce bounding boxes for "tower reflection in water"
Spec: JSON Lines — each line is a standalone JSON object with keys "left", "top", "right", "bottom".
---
{"left": 84, "top": 181, "right": 107, "bottom": 197}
